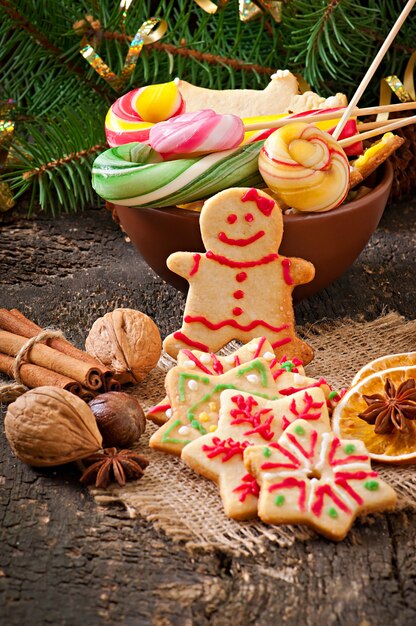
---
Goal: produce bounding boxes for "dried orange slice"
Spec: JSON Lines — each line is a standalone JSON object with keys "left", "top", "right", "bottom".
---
{"left": 332, "top": 366, "right": 416, "bottom": 464}
{"left": 351, "top": 352, "right": 416, "bottom": 386}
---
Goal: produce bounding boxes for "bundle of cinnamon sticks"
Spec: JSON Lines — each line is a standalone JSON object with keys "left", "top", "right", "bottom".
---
{"left": 0, "top": 309, "right": 120, "bottom": 400}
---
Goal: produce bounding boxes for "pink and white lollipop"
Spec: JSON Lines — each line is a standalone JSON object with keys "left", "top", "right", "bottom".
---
{"left": 105, "top": 81, "right": 185, "bottom": 147}
{"left": 149, "top": 109, "right": 245, "bottom": 158}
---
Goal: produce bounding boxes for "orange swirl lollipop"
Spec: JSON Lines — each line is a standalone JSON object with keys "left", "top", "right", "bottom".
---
{"left": 258, "top": 122, "right": 350, "bottom": 212}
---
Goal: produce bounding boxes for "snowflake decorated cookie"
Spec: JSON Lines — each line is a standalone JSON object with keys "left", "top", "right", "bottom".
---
{"left": 181, "top": 387, "right": 330, "bottom": 519}
{"left": 244, "top": 419, "right": 397, "bottom": 540}
{"left": 163, "top": 187, "right": 315, "bottom": 362}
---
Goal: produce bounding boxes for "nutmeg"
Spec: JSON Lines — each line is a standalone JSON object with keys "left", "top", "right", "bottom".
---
{"left": 4, "top": 386, "right": 102, "bottom": 467}
{"left": 85, "top": 308, "right": 161, "bottom": 384}
{"left": 89, "top": 392, "right": 146, "bottom": 448}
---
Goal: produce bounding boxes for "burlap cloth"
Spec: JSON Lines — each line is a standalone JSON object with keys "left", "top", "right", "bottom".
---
{"left": 92, "top": 312, "right": 416, "bottom": 555}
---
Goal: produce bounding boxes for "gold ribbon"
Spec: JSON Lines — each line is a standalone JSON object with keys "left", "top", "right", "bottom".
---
{"left": 194, "top": 0, "right": 283, "bottom": 22}
{"left": 193, "top": 0, "right": 222, "bottom": 14}
{"left": 0, "top": 100, "right": 15, "bottom": 212}
{"left": 80, "top": 17, "right": 167, "bottom": 93}
{"left": 239, "top": 0, "right": 263, "bottom": 21}
{"left": 378, "top": 51, "right": 416, "bottom": 121}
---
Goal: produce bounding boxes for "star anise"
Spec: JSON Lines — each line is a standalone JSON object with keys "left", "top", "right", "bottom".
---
{"left": 80, "top": 447, "right": 149, "bottom": 489}
{"left": 358, "top": 378, "right": 416, "bottom": 434}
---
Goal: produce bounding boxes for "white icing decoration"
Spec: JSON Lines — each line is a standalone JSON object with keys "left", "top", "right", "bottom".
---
{"left": 247, "top": 344, "right": 257, "bottom": 353}
{"left": 293, "top": 373, "right": 304, "bottom": 384}
{"left": 307, "top": 477, "right": 319, "bottom": 513}
{"left": 183, "top": 360, "right": 196, "bottom": 369}
{"left": 315, "top": 432, "right": 331, "bottom": 473}
{"left": 188, "top": 380, "right": 198, "bottom": 391}
{"left": 263, "top": 351, "right": 275, "bottom": 361}
{"left": 200, "top": 353, "right": 211, "bottom": 363}
{"left": 284, "top": 438, "right": 311, "bottom": 469}
{"left": 247, "top": 374, "right": 259, "bottom": 384}
{"left": 334, "top": 462, "right": 369, "bottom": 472}
{"left": 165, "top": 408, "right": 172, "bottom": 418}
{"left": 178, "top": 426, "right": 190, "bottom": 436}
{"left": 225, "top": 355, "right": 235, "bottom": 364}
{"left": 332, "top": 482, "right": 356, "bottom": 509}
{"left": 263, "top": 472, "right": 280, "bottom": 481}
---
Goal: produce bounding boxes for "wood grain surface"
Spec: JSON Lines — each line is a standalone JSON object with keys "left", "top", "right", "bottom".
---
{"left": 1, "top": 201, "right": 416, "bottom": 626}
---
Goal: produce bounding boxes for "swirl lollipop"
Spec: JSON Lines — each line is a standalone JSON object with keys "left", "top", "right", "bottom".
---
{"left": 258, "top": 122, "right": 350, "bottom": 212}
{"left": 149, "top": 109, "right": 245, "bottom": 158}
{"left": 105, "top": 81, "right": 185, "bottom": 147}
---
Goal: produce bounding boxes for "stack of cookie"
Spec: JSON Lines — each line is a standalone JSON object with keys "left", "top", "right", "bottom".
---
{"left": 148, "top": 337, "right": 396, "bottom": 541}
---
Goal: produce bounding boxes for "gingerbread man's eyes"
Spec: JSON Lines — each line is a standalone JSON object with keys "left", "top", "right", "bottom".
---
{"left": 245, "top": 213, "right": 254, "bottom": 222}
{"left": 227, "top": 214, "right": 237, "bottom": 224}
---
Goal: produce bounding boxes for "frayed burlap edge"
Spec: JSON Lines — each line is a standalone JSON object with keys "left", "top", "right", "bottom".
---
{"left": 91, "top": 312, "right": 416, "bottom": 556}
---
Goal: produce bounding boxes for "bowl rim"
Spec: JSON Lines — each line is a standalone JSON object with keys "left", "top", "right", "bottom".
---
{"left": 112, "top": 161, "right": 393, "bottom": 220}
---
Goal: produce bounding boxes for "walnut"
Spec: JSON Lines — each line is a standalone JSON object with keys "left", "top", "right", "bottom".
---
{"left": 85, "top": 308, "right": 161, "bottom": 384}
{"left": 5, "top": 386, "right": 103, "bottom": 467}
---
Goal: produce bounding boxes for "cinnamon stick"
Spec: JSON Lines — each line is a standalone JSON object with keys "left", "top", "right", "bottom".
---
{"left": 4, "top": 309, "right": 105, "bottom": 369}
{"left": 79, "top": 388, "right": 97, "bottom": 402}
{"left": 0, "top": 353, "right": 82, "bottom": 395}
{"left": 0, "top": 309, "right": 117, "bottom": 390}
{"left": 0, "top": 330, "right": 103, "bottom": 390}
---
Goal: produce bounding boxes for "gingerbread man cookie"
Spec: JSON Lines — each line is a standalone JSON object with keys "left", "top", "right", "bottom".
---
{"left": 182, "top": 388, "right": 330, "bottom": 519}
{"left": 244, "top": 419, "right": 397, "bottom": 540}
{"left": 163, "top": 187, "right": 315, "bottom": 362}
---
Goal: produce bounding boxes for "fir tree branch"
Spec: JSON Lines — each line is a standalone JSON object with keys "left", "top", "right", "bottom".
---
{"left": 146, "top": 42, "right": 275, "bottom": 75}
{"left": 0, "top": 0, "right": 110, "bottom": 98}
{"left": 22, "top": 144, "right": 107, "bottom": 181}
{"left": 98, "top": 28, "right": 276, "bottom": 74}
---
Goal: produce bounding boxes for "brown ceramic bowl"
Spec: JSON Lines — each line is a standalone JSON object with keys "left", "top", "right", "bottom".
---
{"left": 111, "top": 162, "right": 393, "bottom": 301}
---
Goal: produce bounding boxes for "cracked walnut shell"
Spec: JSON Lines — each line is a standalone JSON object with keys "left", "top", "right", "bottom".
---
{"left": 85, "top": 308, "right": 162, "bottom": 384}
{"left": 5, "top": 386, "right": 103, "bottom": 467}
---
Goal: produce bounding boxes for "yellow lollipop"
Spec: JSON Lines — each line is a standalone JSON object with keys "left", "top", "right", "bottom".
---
{"left": 135, "top": 81, "right": 185, "bottom": 124}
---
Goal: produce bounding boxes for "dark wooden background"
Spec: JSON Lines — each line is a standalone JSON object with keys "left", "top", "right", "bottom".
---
{"left": 1, "top": 199, "right": 416, "bottom": 626}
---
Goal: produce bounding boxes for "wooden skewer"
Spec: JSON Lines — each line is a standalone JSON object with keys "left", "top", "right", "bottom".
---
{"left": 332, "top": 0, "right": 416, "bottom": 140}
{"left": 356, "top": 119, "right": 406, "bottom": 132}
{"left": 339, "top": 115, "right": 416, "bottom": 147}
{"left": 243, "top": 101, "right": 416, "bottom": 131}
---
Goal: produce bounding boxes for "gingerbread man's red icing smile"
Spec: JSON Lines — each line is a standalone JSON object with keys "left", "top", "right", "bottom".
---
{"left": 163, "top": 187, "right": 315, "bottom": 363}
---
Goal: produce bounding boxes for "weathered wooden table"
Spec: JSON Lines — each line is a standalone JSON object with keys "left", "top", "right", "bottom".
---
{"left": 1, "top": 199, "right": 416, "bottom": 626}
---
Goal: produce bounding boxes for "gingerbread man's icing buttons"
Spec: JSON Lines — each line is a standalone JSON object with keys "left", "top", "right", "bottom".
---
{"left": 163, "top": 187, "right": 315, "bottom": 362}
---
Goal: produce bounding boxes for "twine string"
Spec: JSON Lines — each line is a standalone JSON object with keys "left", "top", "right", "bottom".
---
{"left": 0, "top": 329, "right": 66, "bottom": 404}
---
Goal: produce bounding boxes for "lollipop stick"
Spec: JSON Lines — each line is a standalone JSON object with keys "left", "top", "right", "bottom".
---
{"left": 243, "top": 102, "right": 416, "bottom": 131}
{"left": 332, "top": 0, "right": 416, "bottom": 140}
{"left": 339, "top": 115, "right": 416, "bottom": 148}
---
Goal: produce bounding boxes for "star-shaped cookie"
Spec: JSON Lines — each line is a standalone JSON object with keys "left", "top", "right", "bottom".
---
{"left": 181, "top": 387, "right": 330, "bottom": 519}
{"left": 147, "top": 337, "right": 283, "bottom": 425}
{"left": 244, "top": 419, "right": 397, "bottom": 540}
{"left": 149, "top": 357, "right": 283, "bottom": 455}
